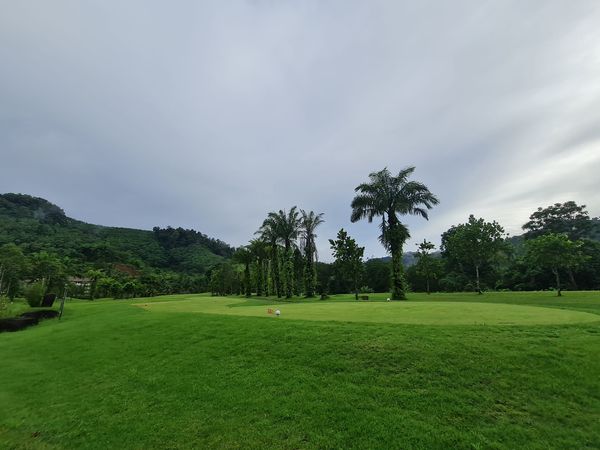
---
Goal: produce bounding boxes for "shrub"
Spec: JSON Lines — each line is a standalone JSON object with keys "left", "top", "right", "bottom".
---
{"left": 0, "top": 296, "right": 9, "bottom": 318}
{"left": 25, "top": 282, "right": 45, "bottom": 307}
{"left": 359, "top": 286, "right": 374, "bottom": 294}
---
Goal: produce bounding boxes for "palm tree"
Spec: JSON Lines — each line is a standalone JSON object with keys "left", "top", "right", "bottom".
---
{"left": 299, "top": 210, "right": 325, "bottom": 297}
{"left": 259, "top": 207, "right": 301, "bottom": 298}
{"left": 351, "top": 167, "right": 439, "bottom": 300}
{"left": 248, "top": 239, "right": 269, "bottom": 297}
{"left": 256, "top": 216, "right": 283, "bottom": 297}
{"left": 233, "top": 246, "right": 253, "bottom": 298}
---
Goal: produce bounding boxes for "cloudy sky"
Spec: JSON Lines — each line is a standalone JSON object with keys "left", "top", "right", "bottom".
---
{"left": 1, "top": 1, "right": 599, "bottom": 260}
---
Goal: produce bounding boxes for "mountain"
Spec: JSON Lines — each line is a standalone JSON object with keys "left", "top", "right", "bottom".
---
{"left": 0, "top": 193, "right": 234, "bottom": 276}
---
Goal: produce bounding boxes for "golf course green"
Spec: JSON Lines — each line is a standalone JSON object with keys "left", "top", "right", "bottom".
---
{"left": 2, "top": 291, "right": 600, "bottom": 449}
{"left": 136, "top": 295, "right": 600, "bottom": 325}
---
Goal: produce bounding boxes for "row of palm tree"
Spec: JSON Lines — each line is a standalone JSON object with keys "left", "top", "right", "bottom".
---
{"left": 234, "top": 207, "right": 325, "bottom": 298}
{"left": 234, "top": 166, "right": 437, "bottom": 300}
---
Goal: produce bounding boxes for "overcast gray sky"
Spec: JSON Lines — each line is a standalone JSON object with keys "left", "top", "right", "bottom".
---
{"left": 1, "top": 1, "right": 599, "bottom": 260}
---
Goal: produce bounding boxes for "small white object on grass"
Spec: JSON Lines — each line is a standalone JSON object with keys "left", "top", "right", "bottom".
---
{"left": 386, "top": 298, "right": 390, "bottom": 302}
{"left": 275, "top": 309, "right": 281, "bottom": 317}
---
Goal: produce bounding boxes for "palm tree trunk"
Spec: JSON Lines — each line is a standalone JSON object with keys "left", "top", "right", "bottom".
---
{"left": 304, "top": 245, "right": 316, "bottom": 298}
{"left": 567, "top": 268, "right": 578, "bottom": 290}
{"left": 244, "top": 262, "right": 251, "bottom": 298}
{"left": 285, "top": 246, "right": 293, "bottom": 299}
{"left": 264, "top": 260, "right": 270, "bottom": 296}
{"left": 271, "top": 246, "right": 282, "bottom": 298}
{"left": 256, "top": 259, "right": 263, "bottom": 297}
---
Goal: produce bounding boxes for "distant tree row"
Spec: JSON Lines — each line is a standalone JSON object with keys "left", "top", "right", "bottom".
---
{"left": 212, "top": 207, "right": 325, "bottom": 298}
{"left": 0, "top": 245, "right": 210, "bottom": 304}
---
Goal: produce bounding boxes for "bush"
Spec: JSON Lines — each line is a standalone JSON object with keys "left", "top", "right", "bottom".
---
{"left": 359, "top": 286, "right": 374, "bottom": 294}
{"left": 0, "top": 296, "right": 9, "bottom": 318}
{"left": 25, "top": 282, "right": 45, "bottom": 307}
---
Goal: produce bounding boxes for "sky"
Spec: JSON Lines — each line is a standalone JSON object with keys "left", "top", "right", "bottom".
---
{"left": 1, "top": 1, "right": 600, "bottom": 261}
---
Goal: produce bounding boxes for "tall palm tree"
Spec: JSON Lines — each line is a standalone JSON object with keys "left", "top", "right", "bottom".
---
{"left": 233, "top": 246, "right": 253, "bottom": 298}
{"left": 275, "top": 207, "right": 301, "bottom": 298}
{"left": 351, "top": 167, "right": 439, "bottom": 300}
{"left": 259, "top": 207, "right": 301, "bottom": 298}
{"left": 256, "top": 215, "right": 282, "bottom": 297}
{"left": 248, "top": 238, "right": 269, "bottom": 297}
{"left": 300, "top": 210, "right": 325, "bottom": 297}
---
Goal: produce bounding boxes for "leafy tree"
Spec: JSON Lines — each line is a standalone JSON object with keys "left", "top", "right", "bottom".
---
{"left": 525, "top": 233, "right": 587, "bottom": 296}
{"left": 522, "top": 201, "right": 593, "bottom": 240}
{"left": 329, "top": 229, "right": 365, "bottom": 300}
{"left": 363, "top": 258, "right": 391, "bottom": 293}
{"left": 351, "top": 167, "right": 439, "bottom": 300}
{"left": 576, "top": 240, "right": 600, "bottom": 289}
{"left": 441, "top": 216, "right": 507, "bottom": 294}
{"left": 85, "top": 269, "right": 104, "bottom": 300}
{"left": 315, "top": 262, "right": 334, "bottom": 296}
{"left": 522, "top": 201, "right": 597, "bottom": 289}
{"left": 30, "top": 251, "right": 66, "bottom": 295}
{"left": 414, "top": 239, "right": 441, "bottom": 294}
{"left": 299, "top": 210, "right": 324, "bottom": 297}
{"left": 209, "top": 262, "right": 237, "bottom": 296}
{"left": 0, "top": 243, "right": 29, "bottom": 299}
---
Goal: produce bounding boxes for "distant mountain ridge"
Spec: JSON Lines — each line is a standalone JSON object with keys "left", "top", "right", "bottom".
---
{"left": 0, "top": 193, "right": 235, "bottom": 275}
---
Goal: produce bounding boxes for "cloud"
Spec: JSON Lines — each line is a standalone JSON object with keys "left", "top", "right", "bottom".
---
{"left": 1, "top": 0, "right": 599, "bottom": 261}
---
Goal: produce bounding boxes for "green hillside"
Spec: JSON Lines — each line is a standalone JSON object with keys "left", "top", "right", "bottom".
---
{"left": 0, "top": 193, "right": 234, "bottom": 297}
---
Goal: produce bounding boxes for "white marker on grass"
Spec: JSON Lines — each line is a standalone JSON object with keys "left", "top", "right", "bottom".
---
{"left": 275, "top": 309, "right": 281, "bottom": 317}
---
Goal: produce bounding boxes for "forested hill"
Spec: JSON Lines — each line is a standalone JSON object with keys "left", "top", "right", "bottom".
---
{"left": 0, "top": 193, "right": 235, "bottom": 276}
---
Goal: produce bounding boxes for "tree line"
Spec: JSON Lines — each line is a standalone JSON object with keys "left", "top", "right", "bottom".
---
{"left": 211, "top": 168, "right": 600, "bottom": 298}
{"left": 2, "top": 171, "right": 599, "bottom": 303}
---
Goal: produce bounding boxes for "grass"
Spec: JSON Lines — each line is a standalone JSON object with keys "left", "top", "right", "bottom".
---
{"left": 136, "top": 295, "right": 600, "bottom": 326}
{"left": 1, "top": 292, "right": 600, "bottom": 449}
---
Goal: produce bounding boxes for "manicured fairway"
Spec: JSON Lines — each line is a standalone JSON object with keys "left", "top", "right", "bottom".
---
{"left": 137, "top": 296, "right": 600, "bottom": 326}
{"left": 2, "top": 292, "right": 600, "bottom": 449}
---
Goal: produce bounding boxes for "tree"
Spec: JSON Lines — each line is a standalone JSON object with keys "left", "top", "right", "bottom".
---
{"left": 522, "top": 201, "right": 597, "bottom": 289}
{"left": 329, "top": 229, "right": 365, "bottom": 300}
{"left": 441, "top": 216, "right": 507, "bottom": 294}
{"left": 257, "top": 214, "right": 283, "bottom": 298}
{"left": 0, "top": 243, "right": 29, "bottom": 299}
{"left": 299, "top": 210, "right": 324, "bottom": 297}
{"left": 523, "top": 201, "right": 593, "bottom": 240}
{"left": 30, "top": 251, "right": 66, "bottom": 295}
{"left": 525, "top": 233, "right": 587, "bottom": 296}
{"left": 258, "top": 207, "right": 301, "bottom": 298}
{"left": 248, "top": 239, "right": 269, "bottom": 297}
{"left": 351, "top": 167, "right": 439, "bottom": 300}
{"left": 363, "top": 258, "right": 391, "bottom": 293}
{"left": 85, "top": 269, "right": 104, "bottom": 300}
{"left": 233, "top": 247, "right": 253, "bottom": 298}
{"left": 414, "top": 239, "right": 440, "bottom": 294}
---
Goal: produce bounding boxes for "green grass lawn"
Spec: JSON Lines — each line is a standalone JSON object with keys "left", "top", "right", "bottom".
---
{"left": 2, "top": 292, "right": 600, "bottom": 449}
